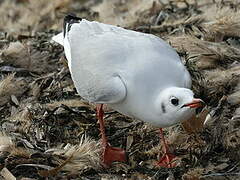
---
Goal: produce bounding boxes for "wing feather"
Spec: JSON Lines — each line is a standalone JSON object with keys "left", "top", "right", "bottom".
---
{"left": 67, "top": 20, "right": 128, "bottom": 103}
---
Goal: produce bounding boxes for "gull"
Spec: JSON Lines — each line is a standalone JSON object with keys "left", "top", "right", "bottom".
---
{"left": 52, "top": 14, "right": 204, "bottom": 168}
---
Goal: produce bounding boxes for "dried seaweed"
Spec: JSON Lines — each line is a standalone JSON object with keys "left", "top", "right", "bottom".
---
{"left": 0, "top": 0, "right": 240, "bottom": 179}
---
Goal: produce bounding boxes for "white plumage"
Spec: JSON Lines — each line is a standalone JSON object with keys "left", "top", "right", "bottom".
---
{"left": 53, "top": 18, "right": 199, "bottom": 127}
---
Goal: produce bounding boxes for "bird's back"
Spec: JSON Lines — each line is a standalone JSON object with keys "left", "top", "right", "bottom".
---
{"left": 53, "top": 17, "right": 191, "bottom": 106}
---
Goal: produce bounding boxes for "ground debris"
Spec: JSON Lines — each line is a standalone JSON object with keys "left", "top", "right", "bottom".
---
{"left": 0, "top": 0, "right": 239, "bottom": 179}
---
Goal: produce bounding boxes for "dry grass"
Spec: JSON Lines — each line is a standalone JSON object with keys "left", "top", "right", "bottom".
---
{"left": 92, "top": 0, "right": 156, "bottom": 26}
{"left": 182, "top": 168, "right": 204, "bottom": 180}
{"left": 46, "top": 99, "right": 94, "bottom": 111}
{"left": 169, "top": 35, "right": 240, "bottom": 69}
{"left": 0, "top": 74, "right": 27, "bottom": 106}
{"left": 53, "top": 135, "right": 101, "bottom": 173}
{"left": 0, "top": 0, "right": 240, "bottom": 179}
{"left": 0, "top": 0, "right": 70, "bottom": 35}
{"left": 38, "top": 135, "right": 101, "bottom": 177}
{"left": 227, "top": 80, "right": 240, "bottom": 105}
{"left": 0, "top": 132, "right": 13, "bottom": 152}
{"left": 1, "top": 41, "right": 56, "bottom": 73}
{"left": 203, "top": 6, "right": 240, "bottom": 41}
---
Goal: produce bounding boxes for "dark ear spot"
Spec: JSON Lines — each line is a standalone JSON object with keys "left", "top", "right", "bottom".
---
{"left": 161, "top": 103, "right": 166, "bottom": 113}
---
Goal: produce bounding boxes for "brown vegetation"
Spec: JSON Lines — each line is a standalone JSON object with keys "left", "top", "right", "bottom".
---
{"left": 0, "top": 0, "right": 239, "bottom": 179}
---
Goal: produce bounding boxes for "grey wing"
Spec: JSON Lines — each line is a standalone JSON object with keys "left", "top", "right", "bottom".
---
{"left": 73, "top": 72, "right": 127, "bottom": 104}
{"left": 67, "top": 21, "right": 127, "bottom": 104}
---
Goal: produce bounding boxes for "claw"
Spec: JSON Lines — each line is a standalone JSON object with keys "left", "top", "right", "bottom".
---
{"left": 155, "top": 128, "right": 177, "bottom": 168}
{"left": 96, "top": 104, "right": 127, "bottom": 167}
{"left": 102, "top": 144, "right": 126, "bottom": 167}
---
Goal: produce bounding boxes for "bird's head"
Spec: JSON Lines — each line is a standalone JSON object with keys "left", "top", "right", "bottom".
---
{"left": 155, "top": 87, "right": 205, "bottom": 127}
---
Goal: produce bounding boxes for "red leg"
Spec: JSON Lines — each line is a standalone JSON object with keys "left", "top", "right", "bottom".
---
{"left": 156, "top": 128, "right": 177, "bottom": 168}
{"left": 96, "top": 104, "right": 126, "bottom": 167}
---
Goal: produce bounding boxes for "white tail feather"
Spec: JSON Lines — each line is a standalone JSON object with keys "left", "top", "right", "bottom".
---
{"left": 52, "top": 32, "right": 64, "bottom": 46}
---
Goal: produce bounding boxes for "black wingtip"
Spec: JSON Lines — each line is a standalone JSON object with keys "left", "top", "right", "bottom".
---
{"left": 63, "top": 13, "right": 82, "bottom": 37}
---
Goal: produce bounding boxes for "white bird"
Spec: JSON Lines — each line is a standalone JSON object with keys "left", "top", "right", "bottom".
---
{"left": 52, "top": 14, "right": 204, "bottom": 168}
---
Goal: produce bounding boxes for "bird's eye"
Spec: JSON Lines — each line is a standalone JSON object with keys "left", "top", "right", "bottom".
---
{"left": 170, "top": 97, "right": 179, "bottom": 106}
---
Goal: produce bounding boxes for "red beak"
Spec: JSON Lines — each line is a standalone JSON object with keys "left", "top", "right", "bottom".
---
{"left": 182, "top": 98, "right": 205, "bottom": 108}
